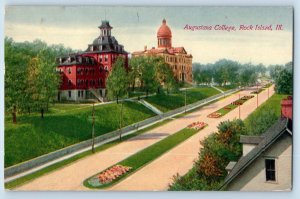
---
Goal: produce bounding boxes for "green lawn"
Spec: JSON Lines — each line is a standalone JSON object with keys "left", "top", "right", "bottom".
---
{"left": 209, "top": 96, "right": 254, "bottom": 118}
{"left": 5, "top": 101, "right": 156, "bottom": 167}
{"left": 84, "top": 127, "right": 200, "bottom": 189}
{"left": 145, "top": 87, "right": 220, "bottom": 112}
{"left": 244, "top": 94, "right": 289, "bottom": 135}
{"left": 5, "top": 119, "right": 172, "bottom": 190}
{"left": 215, "top": 85, "right": 237, "bottom": 91}
{"left": 246, "top": 94, "right": 288, "bottom": 120}
{"left": 217, "top": 104, "right": 238, "bottom": 115}
{"left": 48, "top": 103, "right": 91, "bottom": 114}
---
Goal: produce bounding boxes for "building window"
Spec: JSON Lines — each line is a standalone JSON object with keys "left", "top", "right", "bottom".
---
{"left": 68, "top": 90, "right": 71, "bottom": 98}
{"left": 68, "top": 80, "right": 72, "bottom": 86}
{"left": 68, "top": 68, "right": 71, "bottom": 74}
{"left": 78, "top": 90, "right": 81, "bottom": 97}
{"left": 105, "top": 55, "right": 108, "bottom": 62}
{"left": 265, "top": 159, "right": 276, "bottom": 182}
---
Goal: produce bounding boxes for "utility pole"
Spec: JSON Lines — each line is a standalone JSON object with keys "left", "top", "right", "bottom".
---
{"left": 119, "top": 101, "right": 124, "bottom": 141}
{"left": 92, "top": 103, "right": 95, "bottom": 153}
{"left": 185, "top": 88, "right": 187, "bottom": 113}
{"left": 239, "top": 93, "right": 241, "bottom": 119}
{"left": 256, "top": 84, "right": 258, "bottom": 108}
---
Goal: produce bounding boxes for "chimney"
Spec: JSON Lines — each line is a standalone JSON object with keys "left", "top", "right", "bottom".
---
{"left": 240, "top": 135, "right": 263, "bottom": 156}
{"left": 144, "top": 45, "right": 147, "bottom": 51}
{"left": 225, "top": 161, "right": 237, "bottom": 174}
{"left": 281, "top": 96, "right": 293, "bottom": 120}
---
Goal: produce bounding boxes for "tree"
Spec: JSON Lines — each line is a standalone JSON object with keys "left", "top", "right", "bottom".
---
{"left": 275, "top": 68, "right": 293, "bottom": 95}
{"left": 106, "top": 57, "right": 129, "bottom": 103}
{"left": 26, "top": 49, "right": 61, "bottom": 118}
{"left": 239, "top": 64, "right": 258, "bottom": 87}
{"left": 165, "top": 72, "right": 179, "bottom": 94}
{"left": 128, "top": 56, "right": 144, "bottom": 91}
{"left": 5, "top": 37, "right": 74, "bottom": 121}
{"left": 213, "top": 59, "right": 239, "bottom": 86}
{"left": 256, "top": 63, "right": 267, "bottom": 76}
{"left": 153, "top": 57, "right": 177, "bottom": 94}
{"left": 140, "top": 57, "right": 160, "bottom": 97}
{"left": 5, "top": 37, "right": 30, "bottom": 123}
{"left": 269, "top": 64, "right": 284, "bottom": 80}
{"left": 196, "top": 119, "right": 244, "bottom": 187}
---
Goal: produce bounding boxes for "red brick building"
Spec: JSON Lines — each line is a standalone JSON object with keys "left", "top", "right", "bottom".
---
{"left": 56, "top": 20, "right": 128, "bottom": 102}
{"left": 132, "top": 19, "right": 193, "bottom": 83}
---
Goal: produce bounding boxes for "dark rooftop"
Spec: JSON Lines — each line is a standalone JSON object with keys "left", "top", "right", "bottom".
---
{"left": 240, "top": 135, "right": 264, "bottom": 144}
{"left": 220, "top": 117, "right": 292, "bottom": 190}
{"left": 99, "top": 20, "right": 112, "bottom": 29}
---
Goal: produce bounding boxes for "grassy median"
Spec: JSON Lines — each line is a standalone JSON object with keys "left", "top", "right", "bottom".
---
{"left": 84, "top": 127, "right": 202, "bottom": 189}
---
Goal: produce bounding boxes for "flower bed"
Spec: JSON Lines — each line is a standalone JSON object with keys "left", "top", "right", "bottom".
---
{"left": 231, "top": 101, "right": 242, "bottom": 106}
{"left": 241, "top": 95, "right": 254, "bottom": 100}
{"left": 207, "top": 95, "right": 254, "bottom": 118}
{"left": 98, "top": 165, "right": 132, "bottom": 184}
{"left": 187, "top": 122, "right": 208, "bottom": 130}
{"left": 207, "top": 112, "right": 222, "bottom": 118}
{"left": 88, "top": 165, "right": 132, "bottom": 186}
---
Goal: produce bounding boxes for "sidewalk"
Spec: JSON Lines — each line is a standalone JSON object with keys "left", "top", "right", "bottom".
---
{"left": 16, "top": 87, "right": 273, "bottom": 191}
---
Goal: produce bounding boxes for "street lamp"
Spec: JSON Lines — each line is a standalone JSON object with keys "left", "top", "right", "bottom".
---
{"left": 92, "top": 103, "right": 95, "bottom": 153}
{"left": 185, "top": 88, "right": 187, "bottom": 113}
{"left": 239, "top": 93, "right": 241, "bottom": 119}
{"left": 256, "top": 83, "right": 258, "bottom": 108}
{"left": 119, "top": 101, "right": 124, "bottom": 141}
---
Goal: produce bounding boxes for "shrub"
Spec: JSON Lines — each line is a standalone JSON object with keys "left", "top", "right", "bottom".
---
{"left": 169, "top": 119, "right": 245, "bottom": 191}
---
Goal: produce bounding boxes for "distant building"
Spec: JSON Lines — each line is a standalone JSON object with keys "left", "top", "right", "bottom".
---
{"left": 221, "top": 96, "right": 293, "bottom": 191}
{"left": 56, "top": 20, "right": 128, "bottom": 102}
{"left": 132, "top": 19, "right": 193, "bottom": 83}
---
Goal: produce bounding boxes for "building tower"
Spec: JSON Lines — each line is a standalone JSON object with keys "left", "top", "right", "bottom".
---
{"left": 132, "top": 18, "right": 193, "bottom": 83}
{"left": 157, "top": 19, "right": 172, "bottom": 48}
{"left": 56, "top": 20, "right": 128, "bottom": 102}
{"left": 99, "top": 20, "right": 112, "bottom": 37}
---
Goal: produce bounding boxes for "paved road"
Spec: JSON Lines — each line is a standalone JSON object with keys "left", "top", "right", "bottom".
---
{"left": 16, "top": 86, "right": 274, "bottom": 191}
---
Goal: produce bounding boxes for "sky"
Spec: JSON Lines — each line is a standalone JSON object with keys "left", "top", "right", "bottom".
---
{"left": 5, "top": 6, "right": 293, "bottom": 65}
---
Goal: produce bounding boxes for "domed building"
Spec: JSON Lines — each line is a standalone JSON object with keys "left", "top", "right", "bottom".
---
{"left": 56, "top": 20, "right": 128, "bottom": 102}
{"left": 132, "top": 19, "right": 193, "bottom": 83}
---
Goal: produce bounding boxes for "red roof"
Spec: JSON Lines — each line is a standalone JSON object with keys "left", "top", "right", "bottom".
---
{"left": 157, "top": 19, "right": 172, "bottom": 38}
{"left": 132, "top": 46, "right": 192, "bottom": 57}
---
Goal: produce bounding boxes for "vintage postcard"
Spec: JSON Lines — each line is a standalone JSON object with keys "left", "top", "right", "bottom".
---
{"left": 4, "top": 6, "right": 293, "bottom": 191}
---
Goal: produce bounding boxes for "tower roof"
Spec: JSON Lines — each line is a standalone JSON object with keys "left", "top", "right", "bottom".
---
{"left": 157, "top": 19, "right": 172, "bottom": 38}
{"left": 99, "top": 20, "right": 112, "bottom": 29}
